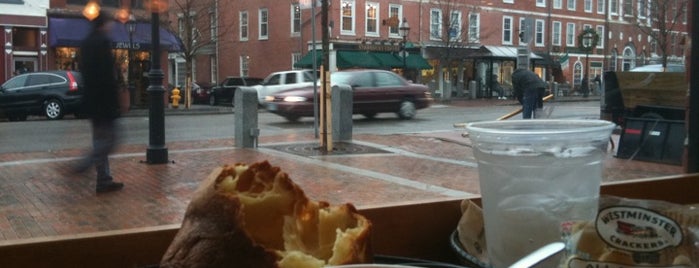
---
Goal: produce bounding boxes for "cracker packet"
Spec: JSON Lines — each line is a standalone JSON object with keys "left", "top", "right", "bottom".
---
{"left": 561, "top": 195, "right": 698, "bottom": 268}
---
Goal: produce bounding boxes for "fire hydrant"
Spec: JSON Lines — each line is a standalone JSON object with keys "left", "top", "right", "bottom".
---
{"left": 171, "top": 87, "right": 181, "bottom": 109}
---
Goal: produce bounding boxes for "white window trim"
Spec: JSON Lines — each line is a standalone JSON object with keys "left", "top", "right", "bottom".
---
{"left": 637, "top": 0, "right": 647, "bottom": 19}
{"left": 536, "top": 0, "right": 546, "bottom": 7}
{"left": 584, "top": 0, "right": 593, "bottom": 12}
{"left": 449, "top": 10, "right": 462, "bottom": 42}
{"left": 365, "top": 2, "right": 380, "bottom": 37}
{"left": 239, "top": 11, "right": 248, "bottom": 41}
{"left": 596, "top": 25, "right": 605, "bottom": 48}
{"left": 210, "top": 11, "right": 217, "bottom": 41}
{"left": 259, "top": 8, "right": 269, "bottom": 40}
{"left": 291, "top": 4, "right": 301, "bottom": 36}
{"left": 240, "top": 55, "right": 249, "bottom": 77}
{"left": 502, "top": 16, "right": 513, "bottom": 45}
{"left": 552, "top": 21, "right": 562, "bottom": 46}
{"left": 567, "top": 0, "right": 576, "bottom": 11}
{"left": 566, "top": 22, "right": 576, "bottom": 46}
{"left": 430, "top": 8, "right": 442, "bottom": 40}
{"left": 518, "top": 17, "right": 526, "bottom": 45}
{"left": 535, "top": 19, "right": 545, "bottom": 47}
{"left": 341, "top": 0, "right": 356, "bottom": 35}
{"left": 468, "top": 13, "right": 480, "bottom": 43}
{"left": 503, "top": 0, "right": 514, "bottom": 3}
{"left": 609, "top": 0, "right": 618, "bottom": 15}
{"left": 597, "top": 0, "right": 605, "bottom": 14}
{"left": 554, "top": 0, "right": 563, "bottom": 9}
{"left": 388, "top": 4, "right": 403, "bottom": 38}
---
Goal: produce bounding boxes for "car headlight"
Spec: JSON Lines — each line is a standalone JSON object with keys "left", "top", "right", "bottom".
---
{"left": 283, "top": 96, "right": 307, "bottom": 102}
{"left": 264, "top": 95, "right": 275, "bottom": 102}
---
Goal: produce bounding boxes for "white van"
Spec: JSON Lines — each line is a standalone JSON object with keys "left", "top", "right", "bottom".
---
{"left": 254, "top": 70, "right": 319, "bottom": 105}
{"left": 629, "top": 64, "right": 685, "bottom": 72}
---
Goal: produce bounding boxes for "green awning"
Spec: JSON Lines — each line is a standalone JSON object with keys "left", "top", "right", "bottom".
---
{"left": 337, "top": 51, "right": 382, "bottom": 69}
{"left": 293, "top": 51, "right": 323, "bottom": 68}
{"left": 372, "top": 52, "right": 404, "bottom": 68}
{"left": 293, "top": 50, "right": 432, "bottom": 70}
{"left": 405, "top": 54, "right": 432, "bottom": 69}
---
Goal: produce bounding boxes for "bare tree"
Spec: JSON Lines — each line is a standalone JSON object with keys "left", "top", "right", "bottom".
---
{"left": 423, "top": 0, "right": 488, "bottom": 98}
{"left": 167, "top": 0, "right": 232, "bottom": 108}
{"left": 630, "top": 0, "right": 688, "bottom": 69}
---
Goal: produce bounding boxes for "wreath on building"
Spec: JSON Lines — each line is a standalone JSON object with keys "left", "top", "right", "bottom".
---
{"left": 577, "top": 28, "right": 600, "bottom": 52}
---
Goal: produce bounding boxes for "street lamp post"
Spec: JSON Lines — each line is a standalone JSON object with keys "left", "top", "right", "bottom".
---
{"left": 582, "top": 32, "right": 594, "bottom": 98}
{"left": 146, "top": 0, "right": 168, "bottom": 164}
{"left": 398, "top": 17, "right": 410, "bottom": 79}
{"left": 126, "top": 14, "right": 136, "bottom": 109}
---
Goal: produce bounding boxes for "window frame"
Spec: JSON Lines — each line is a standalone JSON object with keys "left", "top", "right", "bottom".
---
{"left": 365, "top": 2, "right": 380, "bottom": 37}
{"left": 567, "top": 0, "right": 576, "bottom": 11}
{"left": 259, "top": 8, "right": 269, "bottom": 40}
{"left": 291, "top": 4, "right": 301, "bottom": 35}
{"left": 596, "top": 25, "right": 605, "bottom": 48}
{"left": 239, "top": 11, "right": 249, "bottom": 41}
{"left": 502, "top": 16, "right": 513, "bottom": 45}
{"left": 430, "top": 8, "right": 443, "bottom": 40}
{"left": 553, "top": 0, "right": 563, "bottom": 9}
{"left": 468, "top": 12, "right": 480, "bottom": 43}
{"left": 449, "top": 10, "right": 462, "bottom": 42}
{"left": 566, "top": 23, "right": 576, "bottom": 46}
{"left": 388, "top": 4, "right": 402, "bottom": 38}
{"left": 534, "top": 19, "right": 545, "bottom": 47}
{"left": 597, "top": 0, "right": 606, "bottom": 14}
{"left": 552, "top": 21, "right": 562, "bottom": 46}
{"left": 584, "top": 0, "right": 593, "bottom": 12}
{"left": 341, "top": 0, "right": 356, "bottom": 35}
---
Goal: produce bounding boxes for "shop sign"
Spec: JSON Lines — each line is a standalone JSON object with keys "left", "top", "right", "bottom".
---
{"left": 358, "top": 43, "right": 399, "bottom": 52}
{"left": 115, "top": 42, "right": 142, "bottom": 50}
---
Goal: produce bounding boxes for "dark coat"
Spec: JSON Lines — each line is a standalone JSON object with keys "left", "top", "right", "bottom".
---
{"left": 511, "top": 68, "right": 546, "bottom": 102}
{"left": 79, "top": 28, "right": 120, "bottom": 120}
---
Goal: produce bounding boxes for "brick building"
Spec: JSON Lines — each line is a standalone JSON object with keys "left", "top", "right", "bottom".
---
{"left": 172, "top": 0, "right": 687, "bottom": 99}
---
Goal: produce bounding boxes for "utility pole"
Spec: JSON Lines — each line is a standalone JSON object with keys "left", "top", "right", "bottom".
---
{"left": 319, "top": 0, "right": 331, "bottom": 152}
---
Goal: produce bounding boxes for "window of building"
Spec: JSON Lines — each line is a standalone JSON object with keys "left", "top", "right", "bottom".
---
{"left": 503, "top": 0, "right": 514, "bottom": 4}
{"left": 518, "top": 17, "right": 526, "bottom": 45}
{"left": 597, "top": 0, "right": 605, "bottom": 13}
{"left": 596, "top": 25, "right": 604, "bottom": 48}
{"left": 553, "top": 0, "right": 563, "bottom": 9}
{"left": 610, "top": 49, "right": 618, "bottom": 71}
{"left": 637, "top": 0, "right": 647, "bottom": 19}
{"left": 240, "top": 55, "right": 249, "bottom": 77}
{"left": 609, "top": 0, "right": 618, "bottom": 14}
{"left": 503, "top": 16, "right": 513, "bottom": 45}
{"left": 341, "top": 0, "right": 355, "bottom": 35}
{"left": 291, "top": 4, "right": 301, "bottom": 35}
{"left": 622, "top": 46, "right": 635, "bottom": 70}
{"left": 259, "top": 8, "right": 269, "bottom": 40}
{"left": 566, "top": 23, "right": 576, "bottom": 46}
{"left": 584, "top": 0, "right": 593, "bottom": 12}
{"left": 210, "top": 56, "right": 217, "bottom": 84}
{"left": 210, "top": 10, "right": 217, "bottom": 41}
{"left": 622, "top": 0, "right": 632, "bottom": 16}
{"left": 567, "top": 0, "right": 576, "bottom": 10}
{"left": 388, "top": 4, "right": 402, "bottom": 37}
{"left": 449, "top": 11, "right": 462, "bottom": 42}
{"left": 366, "top": 2, "right": 379, "bottom": 36}
{"left": 292, "top": 53, "right": 301, "bottom": 70}
{"left": 430, "top": 9, "right": 442, "bottom": 40}
{"left": 552, "top": 21, "right": 562, "bottom": 45}
{"left": 537, "top": 0, "right": 546, "bottom": 7}
{"left": 468, "top": 13, "right": 480, "bottom": 43}
{"left": 240, "top": 11, "right": 248, "bottom": 41}
{"left": 534, "top": 19, "right": 544, "bottom": 46}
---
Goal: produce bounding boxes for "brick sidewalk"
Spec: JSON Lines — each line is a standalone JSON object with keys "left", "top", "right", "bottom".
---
{"left": 0, "top": 128, "right": 682, "bottom": 242}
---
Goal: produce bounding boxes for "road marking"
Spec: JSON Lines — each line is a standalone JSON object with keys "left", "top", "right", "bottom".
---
{"left": 256, "top": 147, "right": 477, "bottom": 198}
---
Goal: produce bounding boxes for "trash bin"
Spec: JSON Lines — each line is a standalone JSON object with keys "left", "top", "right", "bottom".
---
{"left": 616, "top": 117, "right": 685, "bottom": 165}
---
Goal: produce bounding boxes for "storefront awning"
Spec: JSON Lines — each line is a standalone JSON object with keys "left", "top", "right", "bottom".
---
{"left": 481, "top": 45, "right": 542, "bottom": 59}
{"left": 48, "top": 17, "right": 184, "bottom": 52}
{"left": 294, "top": 50, "right": 432, "bottom": 70}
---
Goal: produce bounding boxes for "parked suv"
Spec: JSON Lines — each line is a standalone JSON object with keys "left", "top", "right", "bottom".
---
{"left": 254, "top": 70, "right": 319, "bottom": 105}
{"left": 0, "top": 70, "right": 84, "bottom": 121}
{"left": 209, "top": 76, "right": 263, "bottom": 106}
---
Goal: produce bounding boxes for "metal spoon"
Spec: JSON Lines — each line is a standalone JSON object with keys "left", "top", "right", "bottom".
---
{"left": 507, "top": 242, "right": 566, "bottom": 268}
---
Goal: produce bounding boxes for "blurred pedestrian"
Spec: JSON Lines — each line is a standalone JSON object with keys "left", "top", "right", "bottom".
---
{"left": 512, "top": 68, "right": 547, "bottom": 119}
{"left": 73, "top": 10, "right": 124, "bottom": 193}
{"left": 581, "top": 76, "right": 590, "bottom": 97}
{"left": 593, "top": 74, "right": 602, "bottom": 95}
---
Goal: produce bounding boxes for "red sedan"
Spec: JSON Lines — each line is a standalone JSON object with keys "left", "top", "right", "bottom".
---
{"left": 264, "top": 69, "right": 432, "bottom": 122}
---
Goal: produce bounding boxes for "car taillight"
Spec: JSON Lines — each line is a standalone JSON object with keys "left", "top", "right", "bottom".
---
{"left": 66, "top": 72, "right": 79, "bottom": 92}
